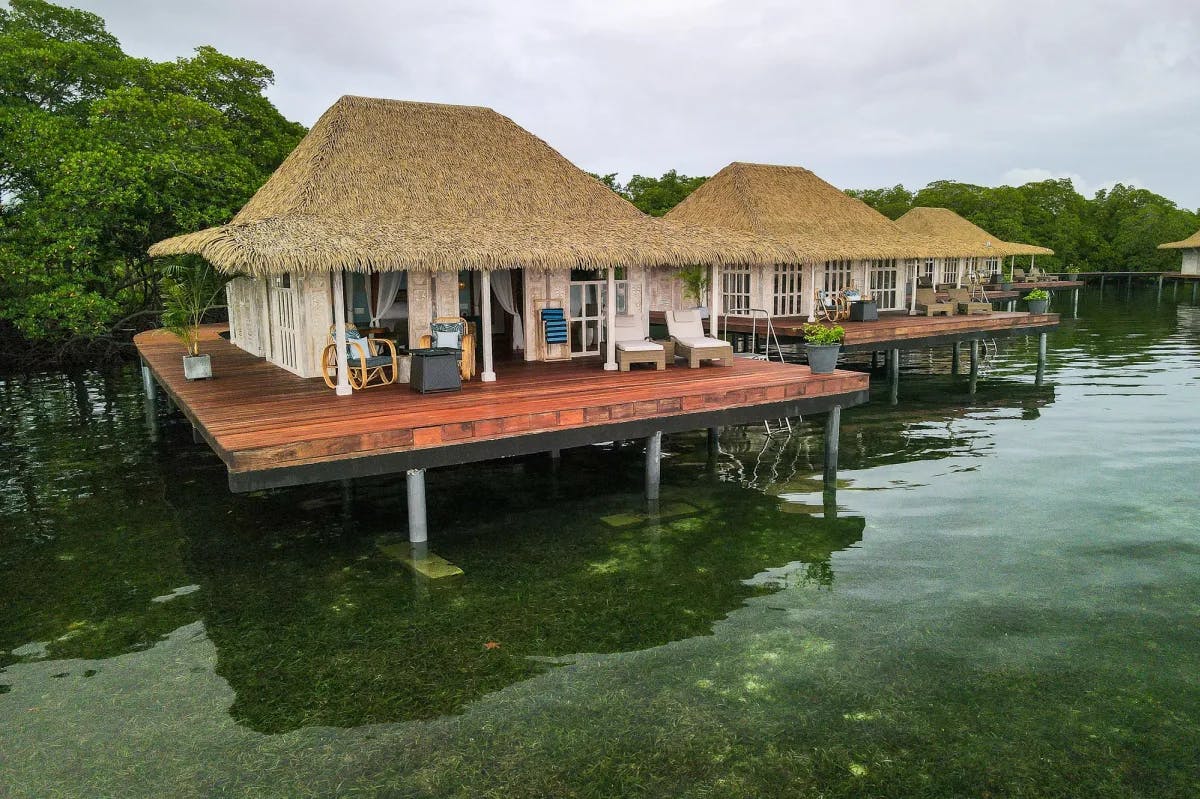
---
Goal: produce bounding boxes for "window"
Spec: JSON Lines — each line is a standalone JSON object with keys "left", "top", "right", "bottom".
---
{"left": 922, "top": 258, "right": 936, "bottom": 285}
{"left": 983, "top": 257, "right": 999, "bottom": 279}
{"left": 824, "top": 259, "right": 853, "bottom": 293}
{"left": 721, "top": 265, "right": 751, "bottom": 314}
{"left": 941, "top": 258, "right": 958, "bottom": 285}
{"left": 773, "top": 263, "right": 804, "bottom": 316}
{"left": 868, "top": 259, "right": 899, "bottom": 310}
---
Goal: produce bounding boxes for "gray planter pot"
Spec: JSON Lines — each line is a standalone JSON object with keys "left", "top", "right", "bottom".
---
{"left": 805, "top": 343, "right": 841, "bottom": 374}
{"left": 182, "top": 353, "right": 212, "bottom": 380}
{"left": 1027, "top": 299, "right": 1050, "bottom": 315}
{"left": 1000, "top": 281, "right": 1014, "bottom": 291}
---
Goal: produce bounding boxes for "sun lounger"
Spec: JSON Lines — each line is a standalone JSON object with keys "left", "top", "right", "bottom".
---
{"left": 665, "top": 309, "right": 733, "bottom": 368}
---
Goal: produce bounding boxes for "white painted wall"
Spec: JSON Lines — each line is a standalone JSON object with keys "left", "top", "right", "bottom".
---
{"left": 1182, "top": 249, "right": 1199, "bottom": 275}
{"left": 225, "top": 276, "right": 268, "bottom": 357}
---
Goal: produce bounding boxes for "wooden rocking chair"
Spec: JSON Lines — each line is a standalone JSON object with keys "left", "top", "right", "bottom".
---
{"left": 321, "top": 324, "right": 400, "bottom": 390}
{"left": 815, "top": 289, "right": 850, "bottom": 322}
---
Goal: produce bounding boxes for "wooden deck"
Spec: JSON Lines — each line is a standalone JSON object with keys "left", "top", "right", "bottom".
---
{"left": 984, "top": 280, "right": 1085, "bottom": 291}
{"left": 135, "top": 325, "right": 869, "bottom": 491}
{"left": 652, "top": 310, "right": 1059, "bottom": 353}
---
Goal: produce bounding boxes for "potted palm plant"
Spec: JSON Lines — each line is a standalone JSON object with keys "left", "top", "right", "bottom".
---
{"left": 1024, "top": 288, "right": 1051, "bottom": 315}
{"left": 678, "top": 265, "right": 710, "bottom": 318}
{"left": 802, "top": 322, "right": 844, "bottom": 374}
{"left": 160, "top": 259, "right": 232, "bottom": 380}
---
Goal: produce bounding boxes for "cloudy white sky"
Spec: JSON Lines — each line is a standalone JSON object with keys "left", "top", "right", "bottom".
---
{"left": 71, "top": 0, "right": 1200, "bottom": 208}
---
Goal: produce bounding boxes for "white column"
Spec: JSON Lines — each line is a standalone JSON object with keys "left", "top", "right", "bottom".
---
{"left": 604, "top": 266, "right": 618, "bottom": 371}
{"left": 330, "top": 270, "right": 352, "bottom": 396}
{"left": 908, "top": 262, "right": 918, "bottom": 315}
{"left": 480, "top": 269, "right": 496, "bottom": 382}
{"left": 709, "top": 262, "right": 721, "bottom": 337}
{"left": 807, "top": 262, "right": 818, "bottom": 322}
{"left": 956, "top": 259, "right": 965, "bottom": 288}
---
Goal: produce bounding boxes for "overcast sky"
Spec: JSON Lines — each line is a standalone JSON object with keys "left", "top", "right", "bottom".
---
{"left": 71, "top": 0, "right": 1200, "bottom": 208}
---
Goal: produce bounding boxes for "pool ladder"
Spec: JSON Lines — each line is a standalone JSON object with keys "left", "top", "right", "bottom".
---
{"left": 723, "top": 307, "right": 793, "bottom": 434}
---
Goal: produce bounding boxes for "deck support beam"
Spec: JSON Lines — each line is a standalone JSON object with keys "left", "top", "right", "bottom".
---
{"left": 141, "top": 361, "right": 158, "bottom": 441}
{"left": 888, "top": 348, "right": 899, "bottom": 405}
{"left": 823, "top": 405, "right": 840, "bottom": 495}
{"left": 1157, "top": 274, "right": 1164, "bottom": 303}
{"left": 603, "top": 267, "right": 618, "bottom": 371}
{"left": 969, "top": 339, "right": 979, "bottom": 395}
{"left": 331, "top": 270, "right": 352, "bottom": 396}
{"left": 645, "top": 430, "right": 662, "bottom": 501}
{"left": 951, "top": 342, "right": 960, "bottom": 375}
{"left": 406, "top": 468, "right": 428, "bottom": 544}
{"left": 1036, "top": 332, "right": 1047, "bottom": 386}
{"left": 480, "top": 269, "right": 496, "bottom": 382}
{"left": 1072, "top": 288, "right": 1080, "bottom": 318}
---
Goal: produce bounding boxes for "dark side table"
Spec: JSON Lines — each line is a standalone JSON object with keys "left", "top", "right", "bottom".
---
{"left": 849, "top": 300, "right": 878, "bottom": 322}
{"left": 410, "top": 348, "right": 461, "bottom": 393}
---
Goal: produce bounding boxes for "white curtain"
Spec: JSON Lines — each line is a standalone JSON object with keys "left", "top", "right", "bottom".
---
{"left": 369, "top": 271, "right": 405, "bottom": 326}
{"left": 490, "top": 269, "right": 524, "bottom": 351}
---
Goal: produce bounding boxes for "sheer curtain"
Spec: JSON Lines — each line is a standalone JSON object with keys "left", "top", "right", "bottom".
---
{"left": 369, "top": 271, "right": 405, "bottom": 327}
{"left": 490, "top": 269, "right": 524, "bottom": 351}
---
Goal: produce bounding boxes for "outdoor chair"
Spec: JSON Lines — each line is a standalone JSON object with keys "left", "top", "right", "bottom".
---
{"left": 915, "top": 288, "right": 955, "bottom": 317}
{"left": 418, "top": 317, "right": 476, "bottom": 380}
{"left": 665, "top": 309, "right": 733, "bottom": 368}
{"left": 1012, "top": 267, "right": 1027, "bottom": 281}
{"left": 814, "top": 289, "right": 850, "bottom": 322}
{"left": 612, "top": 315, "right": 664, "bottom": 371}
{"left": 946, "top": 287, "right": 991, "bottom": 315}
{"left": 1030, "top": 266, "right": 1058, "bottom": 281}
{"left": 321, "top": 324, "right": 400, "bottom": 390}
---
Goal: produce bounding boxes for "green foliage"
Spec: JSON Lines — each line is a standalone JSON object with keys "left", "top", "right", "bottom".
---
{"left": 849, "top": 178, "right": 1198, "bottom": 274}
{"left": 677, "top": 265, "right": 709, "bottom": 304}
{"left": 803, "top": 323, "right": 844, "bottom": 345}
{"left": 0, "top": 0, "right": 304, "bottom": 364}
{"left": 159, "top": 257, "right": 232, "bottom": 355}
{"left": 590, "top": 169, "right": 707, "bottom": 216}
{"left": 1023, "top": 289, "right": 1050, "bottom": 301}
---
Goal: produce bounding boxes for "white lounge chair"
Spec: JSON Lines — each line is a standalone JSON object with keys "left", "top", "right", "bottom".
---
{"left": 665, "top": 309, "right": 733, "bottom": 368}
{"left": 613, "top": 316, "right": 664, "bottom": 371}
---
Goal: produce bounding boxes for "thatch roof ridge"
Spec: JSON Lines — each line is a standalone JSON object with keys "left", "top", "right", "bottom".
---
{"left": 1158, "top": 228, "right": 1200, "bottom": 250}
{"left": 150, "top": 96, "right": 791, "bottom": 274}
{"left": 666, "top": 161, "right": 949, "bottom": 261}
{"left": 894, "top": 206, "right": 1053, "bottom": 257}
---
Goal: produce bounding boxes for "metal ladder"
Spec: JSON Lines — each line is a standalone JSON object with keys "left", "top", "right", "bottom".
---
{"left": 722, "top": 307, "right": 793, "bottom": 434}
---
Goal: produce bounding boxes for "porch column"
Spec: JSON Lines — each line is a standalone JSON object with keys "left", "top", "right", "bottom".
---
{"left": 604, "top": 267, "right": 618, "bottom": 371}
{"left": 908, "top": 263, "right": 919, "bottom": 315}
{"left": 331, "top": 270, "right": 352, "bottom": 396}
{"left": 709, "top": 262, "right": 721, "bottom": 337}
{"left": 956, "top": 259, "right": 965, "bottom": 288}
{"left": 480, "top": 269, "right": 496, "bottom": 382}
{"left": 807, "top": 262, "right": 818, "bottom": 322}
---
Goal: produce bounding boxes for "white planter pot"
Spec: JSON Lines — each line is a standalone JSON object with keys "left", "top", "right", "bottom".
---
{"left": 182, "top": 354, "right": 212, "bottom": 380}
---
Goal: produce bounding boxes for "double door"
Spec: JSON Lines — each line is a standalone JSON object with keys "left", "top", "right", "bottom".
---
{"left": 568, "top": 281, "right": 604, "bottom": 356}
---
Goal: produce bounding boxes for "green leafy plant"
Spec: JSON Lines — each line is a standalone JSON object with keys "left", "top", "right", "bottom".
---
{"left": 160, "top": 259, "right": 232, "bottom": 356}
{"left": 802, "top": 323, "right": 844, "bottom": 345}
{"left": 1023, "top": 289, "right": 1050, "bottom": 301}
{"left": 677, "top": 265, "right": 710, "bottom": 306}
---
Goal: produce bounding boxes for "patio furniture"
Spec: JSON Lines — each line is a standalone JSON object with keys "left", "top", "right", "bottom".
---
{"left": 410, "top": 347, "right": 462, "bottom": 393}
{"left": 535, "top": 301, "right": 571, "bottom": 362}
{"left": 321, "top": 324, "right": 400, "bottom": 390}
{"left": 613, "top": 315, "right": 665, "bottom": 371}
{"left": 814, "top": 290, "right": 850, "bottom": 322}
{"left": 915, "top": 288, "right": 955, "bottom": 317}
{"left": 417, "top": 317, "right": 475, "bottom": 380}
{"left": 947, "top": 287, "right": 992, "bottom": 315}
{"left": 849, "top": 298, "right": 878, "bottom": 321}
{"left": 1012, "top": 267, "right": 1027, "bottom": 281}
{"left": 665, "top": 309, "right": 733, "bottom": 368}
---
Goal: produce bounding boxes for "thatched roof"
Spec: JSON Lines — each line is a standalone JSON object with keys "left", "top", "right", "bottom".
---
{"left": 663, "top": 162, "right": 953, "bottom": 261}
{"left": 1158, "top": 229, "right": 1200, "bottom": 250}
{"left": 149, "top": 96, "right": 790, "bottom": 274}
{"left": 894, "top": 207, "right": 1053, "bottom": 257}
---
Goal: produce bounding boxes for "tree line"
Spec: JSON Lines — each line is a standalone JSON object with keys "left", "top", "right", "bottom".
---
{"left": 3, "top": 1, "right": 1196, "bottom": 369}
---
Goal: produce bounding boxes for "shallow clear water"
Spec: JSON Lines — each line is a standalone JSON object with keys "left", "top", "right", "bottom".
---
{"left": 2, "top": 286, "right": 1198, "bottom": 798}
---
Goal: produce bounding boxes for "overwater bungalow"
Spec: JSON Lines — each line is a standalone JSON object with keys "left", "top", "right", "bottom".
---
{"left": 894, "top": 207, "right": 1055, "bottom": 287}
{"left": 139, "top": 97, "right": 868, "bottom": 544}
{"left": 658, "top": 162, "right": 954, "bottom": 318}
{"left": 1158, "top": 229, "right": 1200, "bottom": 275}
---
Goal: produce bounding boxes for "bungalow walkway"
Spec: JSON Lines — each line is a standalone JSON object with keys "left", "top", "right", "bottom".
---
{"left": 135, "top": 325, "right": 869, "bottom": 492}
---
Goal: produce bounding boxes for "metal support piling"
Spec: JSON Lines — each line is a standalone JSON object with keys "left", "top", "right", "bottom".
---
{"left": 969, "top": 339, "right": 979, "bottom": 395}
{"left": 141, "top": 361, "right": 158, "bottom": 441}
{"left": 1036, "top": 332, "right": 1047, "bottom": 387}
{"left": 951, "top": 342, "right": 960, "bottom": 376}
{"left": 406, "top": 468, "right": 428, "bottom": 544}
{"left": 823, "top": 405, "right": 840, "bottom": 492}
{"left": 645, "top": 431, "right": 662, "bottom": 501}
{"left": 888, "top": 348, "right": 899, "bottom": 405}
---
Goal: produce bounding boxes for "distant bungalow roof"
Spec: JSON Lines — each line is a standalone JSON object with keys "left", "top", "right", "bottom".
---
{"left": 663, "top": 162, "right": 953, "bottom": 261}
{"left": 894, "top": 207, "right": 1053, "bottom": 258}
{"left": 149, "top": 96, "right": 791, "bottom": 275}
{"left": 1158, "top": 229, "right": 1200, "bottom": 250}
